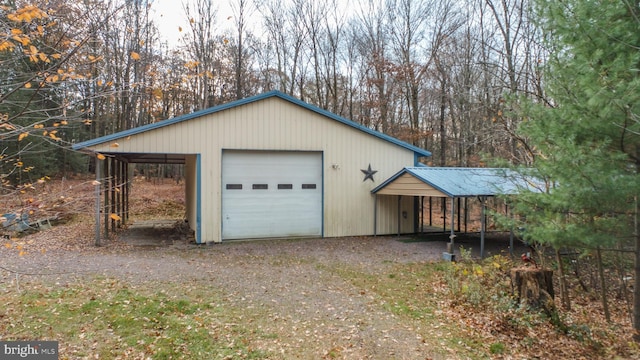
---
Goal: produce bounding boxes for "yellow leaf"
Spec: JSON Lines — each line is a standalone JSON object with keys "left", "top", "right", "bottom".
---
{"left": 0, "top": 41, "right": 15, "bottom": 51}
{"left": 130, "top": 51, "right": 141, "bottom": 61}
{"left": 19, "top": 250, "right": 26, "bottom": 257}
{"left": 110, "top": 213, "right": 121, "bottom": 221}
{"left": 60, "top": 120, "right": 68, "bottom": 125}
{"left": 34, "top": 124, "right": 44, "bottom": 129}
{"left": 178, "top": 26, "right": 183, "bottom": 32}
{"left": 96, "top": 153, "right": 106, "bottom": 160}
{"left": 4, "top": 243, "right": 12, "bottom": 249}
{"left": 24, "top": 82, "right": 32, "bottom": 88}
{"left": 18, "top": 132, "right": 28, "bottom": 141}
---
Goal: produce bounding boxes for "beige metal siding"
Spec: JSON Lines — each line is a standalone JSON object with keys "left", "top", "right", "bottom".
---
{"left": 376, "top": 173, "right": 447, "bottom": 197}
{"left": 184, "top": 155, "right": 197, "bottom": 234}
{"left": 85, "top": 97, "right": 423, "bottom": 242}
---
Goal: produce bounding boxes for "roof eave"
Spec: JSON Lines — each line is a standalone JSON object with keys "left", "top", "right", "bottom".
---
{"left": 72, "top": 91, "right": 432, "bottom": 159}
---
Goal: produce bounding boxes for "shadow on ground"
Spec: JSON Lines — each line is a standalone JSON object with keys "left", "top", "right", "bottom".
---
{"left": 120, "top": 219, "right": 194, "bottom": 247}
{"left": 120, "top": 220, "right": 526, "bottom": 259}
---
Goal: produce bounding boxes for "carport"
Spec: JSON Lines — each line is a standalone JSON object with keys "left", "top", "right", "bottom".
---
{"left": 372, "top": 167, "right": 537, "bottom": 258}
{"left": 75, "top": 151, "right": 195, "bottom": 246}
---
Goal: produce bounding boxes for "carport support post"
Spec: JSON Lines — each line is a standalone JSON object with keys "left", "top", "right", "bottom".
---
{"left": 507, "top": 204, "right": 514, "bottom": 257}
{"left": 397, "top": 195, "right": 402, "bottom": 237}
{"left": 94, "top": 158, "right": 102, "bottom": 246}
{"left": 429, "top": 197, "right": 432, "bottom": 226}
{"left": 373, "top": 194, "right": 377, "bottom": 237}
{"left": 457, "top": 197, "right": 461, "bottom": 232}
{"left": 448, "top": 197, "right": 455, "bottom": 251}
{"left": 103, "top": 158, "right": 109, "bottom": 239}
{"left": 480, "top": 196, "right": 486, "bottom": 258}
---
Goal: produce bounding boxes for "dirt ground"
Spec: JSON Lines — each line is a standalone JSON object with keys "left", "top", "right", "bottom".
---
{"left": 1, "top": 217, "right": 528, "bottom": 360}
{"left": 0, "top": 178, "right": 539, "bottom": 359}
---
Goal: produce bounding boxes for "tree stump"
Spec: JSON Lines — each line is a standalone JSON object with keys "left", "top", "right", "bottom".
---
{"left": 510, "top": 267, "right": 555, "bottom": 313}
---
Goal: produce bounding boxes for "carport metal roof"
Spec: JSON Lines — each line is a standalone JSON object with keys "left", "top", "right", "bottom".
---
{"left": 372, "top": 167, "right": 540, "bottom": 259}
{"left": 372, "top": 167, "right": 538, "bottom": 197}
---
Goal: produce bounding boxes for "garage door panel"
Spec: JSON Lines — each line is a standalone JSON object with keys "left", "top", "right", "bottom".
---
{"left": 222, "top": 151, "right": 322, "bottom": 240}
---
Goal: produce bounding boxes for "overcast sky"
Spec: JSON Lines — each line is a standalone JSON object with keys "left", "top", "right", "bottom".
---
{"left": 151, "top": 0, "right": 238, "bottom": 47}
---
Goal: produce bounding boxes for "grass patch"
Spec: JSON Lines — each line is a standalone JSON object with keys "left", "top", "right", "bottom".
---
{"left": 320, "top": 262, "right": 487, "bottom": 359}
{"left": 0, "top": 278, "right": 274, "bottom": 359}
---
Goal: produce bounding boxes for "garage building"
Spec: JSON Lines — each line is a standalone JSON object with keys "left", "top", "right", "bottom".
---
{"left": 72, "top": 91, "right": 432, "bottom": 243}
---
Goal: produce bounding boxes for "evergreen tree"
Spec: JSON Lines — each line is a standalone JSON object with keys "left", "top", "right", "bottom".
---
{"left": 511, "top": 0, "right": 640, "bottom": 337}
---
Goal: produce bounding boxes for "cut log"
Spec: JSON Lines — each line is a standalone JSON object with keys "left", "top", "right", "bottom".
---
{"left": 510, "top": 267, "right": 555, "bottom": 313}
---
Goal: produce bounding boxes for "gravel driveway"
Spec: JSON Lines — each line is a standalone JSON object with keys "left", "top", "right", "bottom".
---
{"left": 1, "top": 229, "right": 521, "bottom": 359}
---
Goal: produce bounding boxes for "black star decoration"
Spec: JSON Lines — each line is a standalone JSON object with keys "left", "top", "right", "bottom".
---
{"left": 361, "top": 164, "right": 378, "bottom": 182}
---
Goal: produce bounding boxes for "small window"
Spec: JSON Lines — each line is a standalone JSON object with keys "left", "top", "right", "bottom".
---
{"left": 226, "top": 184, "right": 242, "bottom": 190}
{"left": 252, "top": 184, "right": 268, "bottom": 190}
{"left": 278, "top": 184, "right": 293, "bottom": 190}
{"left": 301, "top": 184, "right": 317, "bottom": 189}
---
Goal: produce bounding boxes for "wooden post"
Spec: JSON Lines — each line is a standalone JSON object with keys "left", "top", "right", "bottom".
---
{"left": 94, "top": 158, "right": 102, "bottom": 246}
{"left": 103, "top": 159, "right": 109, "bottom": 239}
{"left": 115, "top": 159, "right": 121, "bottom": 228}
{"left": 124, "top": 161, "right": 130, "bottom": 223}
{"left": 120, "top": 160, "right": 126, "bottom": 224}
{"left": 110, "top": 158, "right": 116, "bottom": 232}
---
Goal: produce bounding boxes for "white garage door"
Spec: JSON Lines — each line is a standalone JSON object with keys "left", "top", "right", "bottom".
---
{"left": 222, "top": 150, "right": 323, "bottom": 240}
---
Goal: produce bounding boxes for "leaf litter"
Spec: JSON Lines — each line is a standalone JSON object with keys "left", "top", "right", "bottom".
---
{"left": 0, "top": 178, "right": 639, "bottom": 359}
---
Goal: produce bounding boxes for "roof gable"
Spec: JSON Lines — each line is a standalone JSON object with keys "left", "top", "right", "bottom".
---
{"left": 373, "top": 167, "right": 540, "bottom": 197}
{"left": 72, "top": 91, "right": 431, "bottom": 158}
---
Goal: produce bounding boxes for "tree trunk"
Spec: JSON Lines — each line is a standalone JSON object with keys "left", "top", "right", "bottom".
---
{"left": 633, "top": 195, "right": 640, "bottom": 341}
{"left": 595, "top": 247, "right": 611, "bottom": 322}
{"left": 510, "top": 267, "right": 555, "bottom": 314}
{"left": 555, "top": 249, "right": 571, "bottom": 310}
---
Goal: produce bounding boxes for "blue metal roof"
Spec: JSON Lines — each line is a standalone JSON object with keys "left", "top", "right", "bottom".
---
{"left": 372, "top": 167, "right": 540, "bottom": 197}
{"left": 72, "top": 90, "right": 432, "bottom": 158}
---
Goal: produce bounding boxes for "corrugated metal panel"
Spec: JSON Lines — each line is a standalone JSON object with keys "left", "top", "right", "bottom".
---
{"left": 72, "top": 91, "right": 432, "bottom": 158}
{"left": 374, "top": 167, "right": 534, "bottom": 197}
{"left": 77, "top": 96, "right": 424, "bottom": 241}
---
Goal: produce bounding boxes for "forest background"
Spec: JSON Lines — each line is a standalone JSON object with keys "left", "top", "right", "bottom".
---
{"left": 1, "top": 0, "right": 542, "bottom": 184}
{"left": 2, "top": 0, "right": 640, "bottom": 343}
